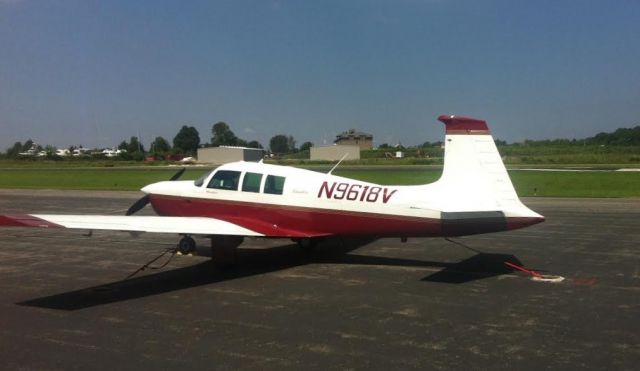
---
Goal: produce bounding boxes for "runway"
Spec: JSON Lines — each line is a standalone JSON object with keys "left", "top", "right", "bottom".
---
{"left": 0, "top": 189, "right": 638, "bottom": 370}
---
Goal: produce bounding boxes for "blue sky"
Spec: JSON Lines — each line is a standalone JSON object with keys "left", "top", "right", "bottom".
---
{"left": 1, "top": 0, "right": 639, "bottom": 150}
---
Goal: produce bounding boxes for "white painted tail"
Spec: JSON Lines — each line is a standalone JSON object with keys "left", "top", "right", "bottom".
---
{"left": 427, "top": 115, "right": 542, "bottom": 220}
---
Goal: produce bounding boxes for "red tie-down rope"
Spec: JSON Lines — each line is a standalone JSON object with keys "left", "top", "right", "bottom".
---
{"left": 504, "top": 261, "right": 542, "bottom": 278}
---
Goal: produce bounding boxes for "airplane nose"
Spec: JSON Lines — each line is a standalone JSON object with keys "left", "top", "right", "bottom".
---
{"left": 140, "top": 180, "right": 182, "bottom": 195}
{"left": 141, "top": 182, "right": 158, "bottom": 194}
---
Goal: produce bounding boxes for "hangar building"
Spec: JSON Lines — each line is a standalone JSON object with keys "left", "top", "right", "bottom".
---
{"left": 310, "top": 145, "right": 361, "bottom": 161}
{"left": 197, "top": 146, "right": 264, "bottom": 165}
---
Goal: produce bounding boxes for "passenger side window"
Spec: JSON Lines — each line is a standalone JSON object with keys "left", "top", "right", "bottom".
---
{"left": 242, "top": 172, "right": 263, "bottom": 193}
{"left": 207, "top": 170, "right": 241, "bottom": 190}
{"left": 264, "top": 175, "right": 285, "bottom": 195}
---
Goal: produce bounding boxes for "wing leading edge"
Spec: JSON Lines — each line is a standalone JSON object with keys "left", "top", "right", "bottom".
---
{"left": 0, "top": 214, "right": 264, "bottom": 236}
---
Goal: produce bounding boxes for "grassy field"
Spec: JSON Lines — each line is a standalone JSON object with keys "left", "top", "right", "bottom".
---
{"left": 336, "top": 169, "right": 640, "bottom": 197}
{"left": 0, "top": 168, "right": 211, "bottom": 191}
{"left": 276, "top": 144, "right": 640, "bottom": 165}
{"left": 0, "top": 166, "right": 638, "bottom": 197}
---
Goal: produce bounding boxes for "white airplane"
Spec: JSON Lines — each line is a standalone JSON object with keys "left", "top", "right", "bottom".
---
{"left": 0, "top": 115, "right": 544, "bottom": 259}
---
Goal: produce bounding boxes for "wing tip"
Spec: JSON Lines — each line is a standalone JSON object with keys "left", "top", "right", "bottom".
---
{"left": 0, "top": 214, "right": 64, "bottom": 228}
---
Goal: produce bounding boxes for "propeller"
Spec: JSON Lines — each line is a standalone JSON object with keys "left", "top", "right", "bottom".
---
{"left": 125, "top": 168, "right": 186, "bottom": 216}
{"left": 125, "top": 194, "right": 151, "bottom": 216}
{"left": 169, "top": 167, "right": 186, "bottom": 181}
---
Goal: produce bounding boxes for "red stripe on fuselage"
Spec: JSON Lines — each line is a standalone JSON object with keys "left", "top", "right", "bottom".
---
{"left": 148, "top": 195, "right": 543, "bottom": 238}
{"left": 149, "top": 195, "right": 441, "bottom": 237}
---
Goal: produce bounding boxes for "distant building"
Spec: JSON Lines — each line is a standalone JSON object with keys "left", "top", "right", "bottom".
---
{"left": 197, "top": 146, "right": 264, "bottom": 165}
{"left": 72, "top": 148, "right": 92, "bottom": 156}
{"left": 310, "top": 145, "right": 361, "bottom": 161}
{"left": 334, "top": 129, "right": 373, "bottom": 150}
{"left": 101, "top": 148, "right": 126, "bottom": 158}
{"left": 18, "top": 143, "right": 39, "bottom": 157}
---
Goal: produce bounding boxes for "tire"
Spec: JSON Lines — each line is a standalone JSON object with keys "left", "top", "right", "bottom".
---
{"left": 178, "top": 236, "right": 196, "bottom": 254}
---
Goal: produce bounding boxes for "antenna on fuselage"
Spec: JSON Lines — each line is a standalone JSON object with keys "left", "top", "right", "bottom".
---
{"left": 328, "top": 153, "right": 349, "bottom": 175}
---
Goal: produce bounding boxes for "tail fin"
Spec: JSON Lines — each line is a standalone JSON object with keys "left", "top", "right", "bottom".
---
{"left": 437, "top": 115, "right": 518, "bottom": 205}
{"left": 432, "top": 115, "right": 542, "bottom": 223}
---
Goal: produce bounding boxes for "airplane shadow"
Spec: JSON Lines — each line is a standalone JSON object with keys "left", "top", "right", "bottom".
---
{"left": 18, "top": 238, "right": 525, "bottom": 311}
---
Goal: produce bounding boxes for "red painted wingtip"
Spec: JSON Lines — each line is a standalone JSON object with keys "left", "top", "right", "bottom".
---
{"left": 0, "top": 214, "right": 63, "bottom": 228}
{"left": 437, "top": 114, "right": 490, "bottom": 135}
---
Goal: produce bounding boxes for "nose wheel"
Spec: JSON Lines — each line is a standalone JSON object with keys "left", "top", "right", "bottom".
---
{"left": 177, "top": 235, "right": 196, "bottom": 255}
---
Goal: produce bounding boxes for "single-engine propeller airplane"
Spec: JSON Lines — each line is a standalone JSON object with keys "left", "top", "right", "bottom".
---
{"left": 0, "top": 115, "right": 544, "bottom": 259}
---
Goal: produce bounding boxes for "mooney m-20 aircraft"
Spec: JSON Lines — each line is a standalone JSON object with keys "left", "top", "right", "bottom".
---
{"left": 0, "top": 115, "right": 544, "bottom": 258}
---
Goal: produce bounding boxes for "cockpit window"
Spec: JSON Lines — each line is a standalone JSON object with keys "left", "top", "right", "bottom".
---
{"left": 264, "top": 175, "right": 285, "bottom": 195}
{"left": 207, "top": 170, "right": 241, "bottom": 190}
{"left": 242, "top": 172, "right": 263, "bottom": 193}
{"left": 194, "top": 169, "right": 215, "bottom": 187}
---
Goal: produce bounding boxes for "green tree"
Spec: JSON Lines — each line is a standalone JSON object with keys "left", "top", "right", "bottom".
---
{"left": 585, "top": 126, "right": 640, "bottom": 145}
{"left": 211, "top": 122, "right": 241, "bottom": 146}
{"left": 117, "top": 141, "right": 128, "bottom": 151}
{"left": 173, "top": 125, "right": 201, "bottom": 155}
{"left": 269, "top": 135, "right": 289, "bottom": 154}
{"left": 127, "top": 136, "right": 145, "bottom": 153}
{"left": 6, "top": 141, "right": 23, "bottom": 157}
{"left": 287, "top": 135, "right": 297, "bottom": 153}
{"left": 246, "top": 140, "right": 263, "bottom": 149}
{"left": 150, "top": 136, "right": 171, "bottom": 154}
{"left": 44, "top": 145, "right": 57, "bottom": 154}
{"left": 299, "top": 141, "right": 313, "bottom": 152}
{"left": 22, "top": 139, "right": 34, "bottom": 152}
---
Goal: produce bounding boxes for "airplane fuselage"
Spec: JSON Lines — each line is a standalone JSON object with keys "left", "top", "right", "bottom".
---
{"left": 143, "top": 161, "right": 543, "bottom": 239}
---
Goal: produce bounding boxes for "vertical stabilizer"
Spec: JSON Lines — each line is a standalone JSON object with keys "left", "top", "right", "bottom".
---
{"left": 433, "top": 115, "right": 540, "bottom": 222}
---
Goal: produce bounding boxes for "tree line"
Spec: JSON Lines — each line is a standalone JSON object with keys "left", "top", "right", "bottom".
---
{"left": 209, "top": 122, "right": 312, "bottom": 155}
{"left": 5, "top": 122, "right": 638, "bottom": 160}
{"left": 3, "top": 121, "right": 314, "bottom": 160}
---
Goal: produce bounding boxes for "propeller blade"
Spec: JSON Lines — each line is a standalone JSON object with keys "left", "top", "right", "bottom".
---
{"left": 126, "top": 195, "right": 150, "bottom": 216}
{"left": 169, "top": 168, "right": 186, "bottom": 181}
{"left": 126, "top": 168, "right": 183, "bottom": 216}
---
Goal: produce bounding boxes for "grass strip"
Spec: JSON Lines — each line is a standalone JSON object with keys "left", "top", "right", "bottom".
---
{"left": 0, "top": 167, "right": 638, "bottom": 198}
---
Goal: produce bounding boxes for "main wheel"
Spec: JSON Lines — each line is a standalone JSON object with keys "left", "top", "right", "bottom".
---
{"left": 178, "top": 236, "right": 196, "bottom": 255}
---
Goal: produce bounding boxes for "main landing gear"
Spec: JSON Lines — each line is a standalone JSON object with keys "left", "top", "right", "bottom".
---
{"left": 176, "top": 235, "right": 244, "bottom": 265}
{"left": 177, "top": 235, "right": 197, "bottom": 255}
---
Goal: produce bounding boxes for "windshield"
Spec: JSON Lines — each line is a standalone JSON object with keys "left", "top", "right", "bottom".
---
{"left": 193, "top": 169, "right": 216, "bottom": 187}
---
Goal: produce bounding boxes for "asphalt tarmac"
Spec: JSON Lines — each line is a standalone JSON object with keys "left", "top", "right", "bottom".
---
{"left": 0, "top": 189, "right": 638, "bottom": 370}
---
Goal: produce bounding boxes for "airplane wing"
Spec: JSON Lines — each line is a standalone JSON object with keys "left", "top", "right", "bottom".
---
{"left": 0, "top": 214, "right": 264, "bottom": 236}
